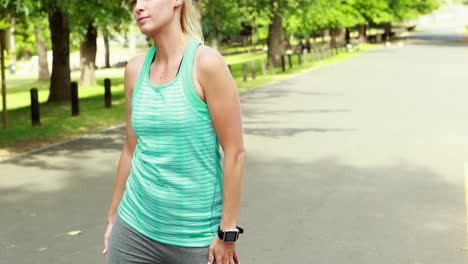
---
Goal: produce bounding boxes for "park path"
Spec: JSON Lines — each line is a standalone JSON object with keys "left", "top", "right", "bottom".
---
{"left": 1, "top": 22, "right": 468, "bottom": 263}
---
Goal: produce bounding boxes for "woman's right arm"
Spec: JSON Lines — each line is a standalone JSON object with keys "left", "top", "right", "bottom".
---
{"left": 105, "top": 54, "right": 145, "bottom": 225}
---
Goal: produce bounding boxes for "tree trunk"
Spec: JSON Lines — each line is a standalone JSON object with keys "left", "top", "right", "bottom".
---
{"left": 267, "top": 0, "right": 284, "bottom": 67}
{"left": 34, "top": 25, "right": 50, "bottom": 81}
{"left": 47, "top": 8, "right": 71, "bottom": 103}
{"left": 330, "top": 27, "right": 346, "bottom": 48}
{"left": 384, "top": 22, "right": 392, "bottom": 41}
{"left": 104, "top": 31, "right": 110, "bottom": 68}
{"left": 330, "top": 29, "right": 336, "bottom": 48}
{"left": 358, "top": 24, "right": 367, "bottom": 43}
{"left": 322, "top": 27, "right": 330, "bottom": 43}
{"left": 345, "top": 27, "right": 351, "bottom": 44}
{"left": 80, "top": 22, "right": 97, "bottom": 87}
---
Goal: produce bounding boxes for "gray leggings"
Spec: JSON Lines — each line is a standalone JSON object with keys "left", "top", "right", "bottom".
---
{"left": 107, "top": 213, "right": 217, "bottom": 264}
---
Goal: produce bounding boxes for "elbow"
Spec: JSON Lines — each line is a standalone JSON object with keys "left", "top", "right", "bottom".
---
{"left": 223, "top": 147, "right": 246, "bottom": 163}
{"left": 235, "top": 149, "right": 246, "bottom": 164}
{"left": 239, "top": 149, "right": 246, "bottom": 160}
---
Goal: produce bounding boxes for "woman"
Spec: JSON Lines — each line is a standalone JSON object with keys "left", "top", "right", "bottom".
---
{"left": 102, "top": 0, "right": 246, "bottom": 263}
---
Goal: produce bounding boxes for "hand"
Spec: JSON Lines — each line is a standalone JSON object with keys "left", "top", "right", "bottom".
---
{"left": 102, "top": 221, "right": 114, "bottom": 256}
{"left": 208, "top": 236, "right": 240, "bottom": 264}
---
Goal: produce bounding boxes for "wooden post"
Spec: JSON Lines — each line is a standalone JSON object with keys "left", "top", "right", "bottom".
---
{"left": 30, "top": 88, "right": 41, "bottom": 126}
{"left": 281, "top": 55, "right": 286, "bottom": 72}
{"left": 303, "top": 50, "right": 308, "bottom": 64}
{"left": 0, "top": 29, "right": 7, "bottom": 129}
{"left": 242, "top": 63, "right": 247, "bottom": 82}
{"left": 71, "top": 81, "right": 79, "bottom": 116}
{"left": 269, "top": 59, "right": 276, "bottom": 75}
{"left": 260, "top": 58, "right": 266, "bottom": 76}
{"left": 287, "top": 54, "right": 292, "bottom": 69}
{"left": 104, "top": 78, "right": 112, "bottom": 108}
{"left": 250, "top": 60, "right": 256, "bottom": 80}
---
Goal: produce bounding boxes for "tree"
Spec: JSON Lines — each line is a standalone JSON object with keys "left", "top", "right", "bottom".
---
{"left": 70, "top": 0, "right": 132, "bottom": 87}
{"left": 201, "top": 0, "right": 244, "bottom": 49}
{"left": 2, "top": 0, "right": 134, "bottom": 101}
{"left": 383, "top": 0, "right": 440, "bottom": 39}
{"left": 244, "top": 0, "right": 313, "bottom": 66}
{"left": 0, "top": 0, "right": 33, "bottom": 129}
{"left": 352, "top": 0, "right": 392, "bottom": 42}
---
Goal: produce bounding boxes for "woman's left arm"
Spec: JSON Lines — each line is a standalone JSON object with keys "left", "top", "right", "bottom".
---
{"left": 195, "top": 46, "right": 246, "bottom": 231}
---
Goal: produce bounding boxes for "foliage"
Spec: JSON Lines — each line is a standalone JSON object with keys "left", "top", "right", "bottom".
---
{"left": 201, "top": 0, "right": 244, "bottom": 41}
{"left": 386, "top": 0, "right": 441, "bottom": 21}
{"left": 1, "top": 0, "right": 443, "bottom": 59}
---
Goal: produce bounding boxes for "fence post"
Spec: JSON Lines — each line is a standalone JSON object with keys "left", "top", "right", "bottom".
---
{"left": 71, "top": 81, "right": 79, "bottom": 116}
{"left": 287, "top": 54, "right": 292, "bottom": 69}
{"left": 104, "top": 78, "right": 112, "bottom": 108}
{"left": 30, "top": 88, "right": 41, "bottom": 126}
{"left": 250, "top": 60, "right": 256, "bottom": 80}
{"left": 260, "top": 58, "right": 266, "bottom": 76}
{"left": 242, "top": 63, "right": 247, "bottom": 82}
{"left": 303, "top": 50, "right": 308, "bottom": 64}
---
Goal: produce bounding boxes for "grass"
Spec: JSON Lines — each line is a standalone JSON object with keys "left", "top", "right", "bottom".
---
{"left": 0, "top": 42, "right": 378, "bottom": 159}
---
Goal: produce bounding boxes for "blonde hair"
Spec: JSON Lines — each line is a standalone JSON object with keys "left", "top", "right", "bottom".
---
{"left": 180, "top": 0, "right": 204, "bottom": 44}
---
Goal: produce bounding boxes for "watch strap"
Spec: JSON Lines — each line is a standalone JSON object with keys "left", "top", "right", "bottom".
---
{"left": 217, "top": 226, "right": 244, "bottom": 241}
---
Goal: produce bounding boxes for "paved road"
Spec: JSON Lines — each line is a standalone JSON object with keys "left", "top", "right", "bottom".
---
{"left": 1, "top": 22, "right": 468, "bottom": 263}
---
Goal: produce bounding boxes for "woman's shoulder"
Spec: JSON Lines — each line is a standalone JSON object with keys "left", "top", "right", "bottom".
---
{"left": 125, "top": 51, "right": 149, "bottom": 75}
{"left": 194, "top": 44, "right": 227, "bottom": 76}
{"left": 124, "top": 50, "right": 150, "bottom": 80}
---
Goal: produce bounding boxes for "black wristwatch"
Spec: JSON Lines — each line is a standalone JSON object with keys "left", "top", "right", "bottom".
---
{"left": 217, "top": 226, "right": 244, "bottom": 243}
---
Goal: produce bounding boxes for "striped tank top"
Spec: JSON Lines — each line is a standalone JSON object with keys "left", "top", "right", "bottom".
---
{"left": 117, "top": 38, "right": 223, "bottom": 247}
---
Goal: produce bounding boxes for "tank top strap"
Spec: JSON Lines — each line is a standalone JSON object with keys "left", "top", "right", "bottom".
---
{"left": 181, "top": 39, "right": 210, "bottom": 120}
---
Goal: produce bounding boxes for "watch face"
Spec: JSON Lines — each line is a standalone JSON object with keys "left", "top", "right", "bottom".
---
{"left": 225, "top": 231, "right": 237, "bottom": 242}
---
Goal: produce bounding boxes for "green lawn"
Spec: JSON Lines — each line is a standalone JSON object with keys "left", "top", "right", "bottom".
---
{"left": 0, "top": 42, "right": 377, "bottom": 157}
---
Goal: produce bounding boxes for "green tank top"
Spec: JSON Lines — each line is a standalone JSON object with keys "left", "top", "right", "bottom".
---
{"left": 117, "top": 38, "right": 223, "bottom": 247}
